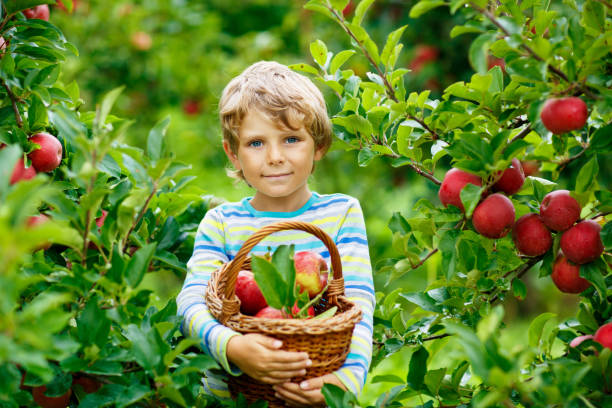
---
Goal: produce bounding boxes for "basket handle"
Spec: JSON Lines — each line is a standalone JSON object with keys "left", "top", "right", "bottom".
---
{"left": 222, "top": 221, "right": 344, "bottom": 309}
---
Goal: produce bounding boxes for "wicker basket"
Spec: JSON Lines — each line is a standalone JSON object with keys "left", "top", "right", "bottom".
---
{"left": 205, "top": 221, "right": 362, "bottom": 406}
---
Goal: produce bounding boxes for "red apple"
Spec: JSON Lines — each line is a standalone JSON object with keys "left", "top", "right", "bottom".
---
{"left": 294, "top": 251, "right": 328, "bottom": 298}
{"left": 540, "top": 97, "right": 588, "bottom": 134}
{"left": 560, "top": 220, "right": 604, "bottom": 264}
{"left": 438, "top": 168, "right": 482, "bottom": 212}
{"left": 95, "top": 209, "right": 108, "bottom": 228}
{"left": 570, "top": 334, "right": 594, "bottom": 348}
{"left": 539, "top": 190, "right": 581, "bottom": 232}
{"left": 56, "top": 0, "right": 79, "bottom": 13}
{"left": 551, "top": 254, "right": 591, "bottom": 293}
{"left": 23, "top": 5, "right": 50, "bottom": 20}
{"left": 342, "top": 1, "right": 354, "bottom": 18}
{"left": 235, "top": 270, "right": 268, "bottom": 315}
{"left": 72, "top": 375, "right": 102, "bottom": 393}
{"left": 409, "top": 45, "right": 439, "bottom": 73}
{"left": 32, "top": 385, "right": 72, "bottom": 408}
{"left": 512, "top": 213, "right": 552, "bottom": 256}
{"left": 254, "top": 306, "right": 287, "bottom": 319}
{"left": 487, "top": 55, "right": 506, "bottom": 73}
{"left": 291, "top": 302, "right": 315, "bottom": 318}
{"left": 594, "top": 323, "right": 612, "bottom": 350}
{"left": 130, "top": 31, "right": 152, "bottom": 51}
{"left": 472, "top": 193, "right": 515, "bottom": 239}
{"left": 10, "top": 158, "right": 37, "bottom": 185}
{"left": 182, "top": 99, "right": 201, "bottom": 116}
{"left": 493, "top": 158, "right": 525, "bottom": 195}
{"left": 28, "top": 132, "right": 63, "bottom": 172}
{"left": 520, "top": 160, "right": 540, "bottom": 177}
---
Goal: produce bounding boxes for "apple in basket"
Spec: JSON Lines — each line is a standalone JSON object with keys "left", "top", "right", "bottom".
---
{"left": 294, "top": 251, "right": 329, "bottom": 298}
{"left": 254, "top": 304, "right": 315, "bottom": 319}
{"left": 235, "top": 270, "right": 268, "bottom": 315}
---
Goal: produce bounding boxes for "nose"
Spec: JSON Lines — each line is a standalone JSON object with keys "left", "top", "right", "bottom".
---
{"left": 266, "top": 144, "right": 285, "bottom": 165}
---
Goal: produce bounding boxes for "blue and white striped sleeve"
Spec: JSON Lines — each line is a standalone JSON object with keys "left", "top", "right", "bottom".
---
{"left": 176, "top": 208, "right": 242, "bottom": 375}
{"left": 332, "top": 198, "right": 375, "bottom": 396}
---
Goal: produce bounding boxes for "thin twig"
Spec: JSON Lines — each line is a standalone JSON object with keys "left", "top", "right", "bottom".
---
{"left": 327, "top": 4, "right": 398, "bottom": 102}
{"left": 411, "top": 248, "right": 439, "bottom": 269}
{"left": 422, "top": 333, "right": 450, "bottom": 342}
{"left": 409, "top": 114, "right": 440, "bottom": 141}
{"left": 470, "top": 3, "right": 569, "bottom": 82}
{"left": 558, "top": 143, "right": 588, "bottom": 171}
{"left": 2, "top": 81, "right": 22, "bottom": 127}
{"left": 122, "top": 183, "right": 157, "bottom": 252}
{"left": 508, "top": 125, "right": 532, "bottom": 145}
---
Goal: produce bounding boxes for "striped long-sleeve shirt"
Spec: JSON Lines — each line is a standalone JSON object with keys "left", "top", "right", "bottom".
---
{"left": 176, "top": 192, "right": 375, "bottom": 398}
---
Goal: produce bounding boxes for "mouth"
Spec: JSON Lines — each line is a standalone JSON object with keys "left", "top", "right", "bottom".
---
{"left": 263, "top": 173, "right": 292, "bottom": 178}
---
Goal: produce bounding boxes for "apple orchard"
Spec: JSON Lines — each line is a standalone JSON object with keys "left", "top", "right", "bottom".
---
{"left": 1, "top": 0, "right": 612, "bottom": 408}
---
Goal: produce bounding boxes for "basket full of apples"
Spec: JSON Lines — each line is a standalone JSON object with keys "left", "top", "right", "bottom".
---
{"left": 205, "top": 221, "right": 362, "bottom": 405}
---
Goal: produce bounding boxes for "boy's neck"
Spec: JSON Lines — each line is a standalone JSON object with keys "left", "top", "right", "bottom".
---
{"left": 249, "top": 189, "right": 313, "bottom": 213}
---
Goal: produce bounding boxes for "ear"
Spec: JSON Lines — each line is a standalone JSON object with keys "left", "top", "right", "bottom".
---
{"left": 314, "top": 146, "right": 325, "bottom": 161}
{"left": 223, "top": 140, "right": 241, "bottom": 170}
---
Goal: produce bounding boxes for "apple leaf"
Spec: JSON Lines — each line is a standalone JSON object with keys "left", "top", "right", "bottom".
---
{"left": 580, "top": 261, "right": 607, "bottom": 299}
{"left": 406, "top": 346, "right": 429, "bottom": 391}
{"left": 460, "top": 183, "right": 484, "bottom": 218}
{"left": 251, "top": 245, "right": 298, "bottom": 312}
{"left": 575, "top": 157, "right": 598, "bottom": 194}
{"left": 0, "top": 144, "right": 21, "bottom": 201}
{"left": 512, "top": 279, "right": 527, "bottom": 300}
{"left": 602, "top": 222, "right": 612, "bottom": 250}
{"left": 125, "top": 243, "right": 157, "bottom": 288}
{"left": 146, "top": 115, "right": 170, "bottom": 162}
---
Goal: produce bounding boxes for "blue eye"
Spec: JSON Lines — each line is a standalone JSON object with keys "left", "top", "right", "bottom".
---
{"left": 249, "top": 140, "right": 262, "bottom": 147}
{"left": 286, "top": 136, "right": 299, "bottom": 144}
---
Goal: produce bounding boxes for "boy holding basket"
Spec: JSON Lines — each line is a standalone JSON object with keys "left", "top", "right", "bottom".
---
{"left": 177, "top": 61, "right": 375, "bottom": 406}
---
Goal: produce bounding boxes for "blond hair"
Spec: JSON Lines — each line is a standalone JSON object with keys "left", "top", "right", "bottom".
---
{"left": 219, "top": 61, "right": 333, "bottom": 180}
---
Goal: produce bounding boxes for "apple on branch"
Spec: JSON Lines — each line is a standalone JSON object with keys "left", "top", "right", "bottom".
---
{"left": 10, "top": 158, "right": 36, "bottom": 185}
{"left": 551, "top": 254, "right": 591, "bottom": 293}
{"left": 472, "top": 193, "right": 515, "bottom": 239}
{"left": 28, "top": 132, "right": 63, "bottom": 173}
{"left": 438, "top": 168, "right": 482, "bottom": 212}
{"left": 512, "top": 213, "right": 552, "bottom": 256}
{"left": 594, "top": 323, "right": 612, "bottom": 350}
{"left": 540, "top": 97, "right": 588, "bottom": 134}
{"left": 560, "top": 220, "right": 604, "bottom": 264}
{"left": 23, "top": 5, "right": 50, "bottom": 21}
{"left": 539, "top": 190, "right": 581, "bottom": 232}
{"left": 294, "top": 251, "right": 328, "bottom": 298}
{"left": 32, "top": 385, "right": 72, "bottom": 408}
{"left": 493, "top": 158, "right": 525, "bottom": 195}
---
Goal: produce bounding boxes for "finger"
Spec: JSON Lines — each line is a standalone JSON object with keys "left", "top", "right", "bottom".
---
{"left": 273, "top": 383, "right": 314, "bottom": 406}
{"left": 264, "top": 358, "right": 312, "bottom": 370}
{"left": 264, "top": 368, "right": 308, "bottom": 380}
{"left": 251, "top": 334, "right": 283, "bottom": 350}
{"left": 266, "top": 350, "right": 310, "bottom": 363}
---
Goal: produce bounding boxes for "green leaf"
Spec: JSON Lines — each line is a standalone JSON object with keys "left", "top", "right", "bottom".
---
{"left": 125, "top": 243, "right": 157, "bottom": 288}
{"left": 289, "top": 62, "right": 319, "bottom": 75}
{"left": 590, "top": 123, "right": 612, "bottom": 152}
{"left": 580, "top": 261, "right": 606, "bottom": 299}
{"left": 0, "top": 144, "right": 21, "bottom": 200}
{"left": 400, "top": 292, "right": 442, "bottom": 313}
{"left": 146, "top": 115, "right": 170, "bottom": 161}
{"left": 512, "top": 279, "right": 527, "bottom": 300}
{"left": 77, "top": 296, "right": 110, "bottom": 348}
{"left": 357, "top": 148, "right": 376, "bottom": 167}
{"left": 409, "top": 0, "right": 446, "bottom": 18}
{"left": 27, "top": 94, "right": 47, "bottom": 130}
{"left": 444, "top": 322, "right": 489, "bottom": 378}
{"left": 528, "top": 312, "right": 556, "bottom": 348}
{"left": 4, "top": 0, "right": 51, "bottom": 13}
{"left": 602, "top": 222, "right": 612, "bottom": 250}
{"left": 329, "top": 50, "right": 356, "bottom": 74}
{"left": 96, "top": 86, "right": 124, "bottom": 129}
{"left": 381, "top": 26, "right": 407, "bottom": 69}
{"left": 353, "top": 0, "right": 375, "bottom": 25}
{"left": 407, "top": 346, "right": 429, "bottom": 391}
{"left": 313, "top": 306, "right": 337, "bottom": 320}
{"left": 272, "top": 245, "right": 296, "bottom": 309}
{"left": 575, "top": 157, "right": 598, "bottom": 194}
{"left": 460, "top": 183, "right": 484, "bottom": 218}
{"left": 251, "top": 255, "right": 288, "bottom": 310}
{"left": 310, "top": 40, "right": 328, "bottom": 68}
{"left": 468, "top": 33, "right": 496, "bottom": 74}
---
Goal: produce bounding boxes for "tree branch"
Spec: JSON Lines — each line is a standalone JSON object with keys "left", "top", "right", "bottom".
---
{"left": 409, "top": 114, "right": 440, "bottom": 141}
{"left": 557, "top": 143, "right": 588, "bottom": 171}
{"left": 2, "top": 81, "right": 23, "bottom": 128}
{"left": 470, "top": 3, "right": 570, "bottom": 82}
{"left": 327, "top": 4, "right": 398, "bottom": 102}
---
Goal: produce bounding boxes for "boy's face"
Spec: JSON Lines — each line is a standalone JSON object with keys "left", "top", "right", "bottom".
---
{"left": 224, "top": 109, "right": 324, "bottom": 211}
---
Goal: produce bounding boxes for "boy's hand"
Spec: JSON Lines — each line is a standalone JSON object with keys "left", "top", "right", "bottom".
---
{"left": 226, "top": 334, "right": 312, "bottom": 384}
{"left": 272, "top": 373, "right": 346, "bottom": 407}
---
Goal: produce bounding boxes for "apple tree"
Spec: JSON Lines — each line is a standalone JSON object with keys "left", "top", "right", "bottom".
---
{"left": 297, "top": 0, "right": 612, "bottom": 406}
{"left": 0, "top": 1, "right": 220, "bottom": 407}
